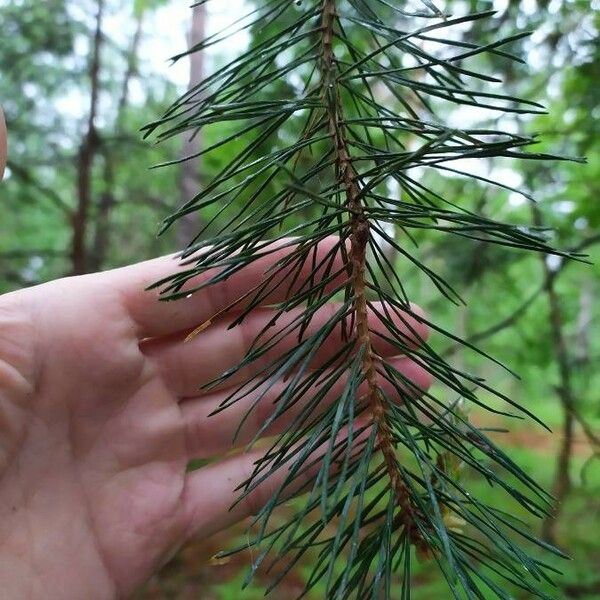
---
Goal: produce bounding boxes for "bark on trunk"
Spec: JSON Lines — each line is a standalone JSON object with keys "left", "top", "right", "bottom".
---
{"left": 71, "top": 0, "right": 104, "bottom": 275}
{"left": 178, "top": 3, "right": 206, "bottom": 248}
{"left": 575, "top": 279, "right": 592, "bottom": 366}
{"left": 531, "top": 205, "right": 576, "bottom": 546}
{"left": 90, "top": 12, "right": 144, "bottom": 271}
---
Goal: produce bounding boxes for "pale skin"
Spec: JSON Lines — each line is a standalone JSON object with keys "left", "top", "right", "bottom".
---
{"left": 0, "top": 111, "right": 431, "bottom": 599}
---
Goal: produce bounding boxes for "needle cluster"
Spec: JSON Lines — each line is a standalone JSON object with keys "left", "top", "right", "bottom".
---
{"left": 144, "top": 1, "right": 575, "bottom": 598}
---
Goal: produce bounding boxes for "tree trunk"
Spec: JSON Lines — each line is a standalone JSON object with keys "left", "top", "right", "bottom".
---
{"left": 0, "top": 107, "right": 6, "bottom": 181}
{"left": 90, "top": 11, "right": 144, "bottom": 271}
{"left": 177, "top": 3, "right": 206, "bottom": 248}
{"left": 531, "top": 205, "right": 576, "bottom": 546}
{"left": 575, "top": 278, "right": 592, "bottom": 367}
{"left": 71, "top": 0, "right": 104, "bottom": 275}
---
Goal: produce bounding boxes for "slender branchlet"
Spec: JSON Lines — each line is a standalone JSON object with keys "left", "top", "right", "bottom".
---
{"left": 320, "top": 0, "right": 422, "bottom": 551}
{"left": 145, "top": 1, "right": 581, "bottom": 598}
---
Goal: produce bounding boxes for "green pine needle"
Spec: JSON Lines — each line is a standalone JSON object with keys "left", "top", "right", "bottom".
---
{"left": 146, "top": 1, "right": 578, "bottom": 598}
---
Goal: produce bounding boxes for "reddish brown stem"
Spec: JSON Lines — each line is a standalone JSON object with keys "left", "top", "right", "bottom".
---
{"left": 320, "top": 0, "right": 419, "bottom": 544}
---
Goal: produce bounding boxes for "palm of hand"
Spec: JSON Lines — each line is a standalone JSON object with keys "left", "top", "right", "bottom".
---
{"left": 0, "top": 245, "right": 430, "bottom": 599}
{"left": 0, "top": 274, "right": 190, "bottom": 599}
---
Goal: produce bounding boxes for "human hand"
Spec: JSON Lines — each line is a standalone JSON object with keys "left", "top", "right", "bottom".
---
{"left": 0, "top": 124, "right": 430, "bottom": 600}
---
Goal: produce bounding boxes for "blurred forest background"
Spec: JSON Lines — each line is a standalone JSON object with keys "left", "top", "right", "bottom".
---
{"left": 1, "top": 0, "right": 599, "bottom": 598}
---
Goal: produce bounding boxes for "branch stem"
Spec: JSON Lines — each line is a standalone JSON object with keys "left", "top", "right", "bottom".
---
{"left": 320, "top": 0, "right": 419, "bottom": 543}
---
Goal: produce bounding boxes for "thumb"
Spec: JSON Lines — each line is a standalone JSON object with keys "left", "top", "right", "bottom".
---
{"left": 0, "top": 107, "right": 6, "bottom": 181}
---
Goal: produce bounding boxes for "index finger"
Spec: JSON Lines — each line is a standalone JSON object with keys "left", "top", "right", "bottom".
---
{"left": 106, "top": 236, "right": 346, "bottom": 338}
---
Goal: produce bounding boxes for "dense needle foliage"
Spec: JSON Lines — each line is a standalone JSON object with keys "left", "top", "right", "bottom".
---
{"left": 144, "top": 1, "right": 580, "bottom": 598}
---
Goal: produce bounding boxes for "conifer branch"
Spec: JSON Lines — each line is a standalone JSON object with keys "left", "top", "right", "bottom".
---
{"left": 144, "top": 2, "right": 581, "bottom": 597}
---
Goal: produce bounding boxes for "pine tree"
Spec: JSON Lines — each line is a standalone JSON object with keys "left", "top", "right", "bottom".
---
{"left": 144, "top": 1, "right": 580, "bottom": 597}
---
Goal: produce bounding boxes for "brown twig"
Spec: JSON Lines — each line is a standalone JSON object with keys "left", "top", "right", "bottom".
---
{"left": 320, "top": 0, "right": 421, "bottom": 548}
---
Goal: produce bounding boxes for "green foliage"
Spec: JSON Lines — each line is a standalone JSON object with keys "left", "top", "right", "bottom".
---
{"left": 0, "top": 0, "right": 182, "bottom": 290}
{"left": 146, "top": 1, "right": 586, "bottom": 598}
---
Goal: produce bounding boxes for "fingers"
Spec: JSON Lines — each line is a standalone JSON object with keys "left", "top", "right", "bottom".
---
{"left": 144, "top": 301, "right": 429, "bottom": 398}
{"left": 108, "top": 236, "right": 346, "bottom": 338}
{"left": 182, "top": 421, "right": 372, "bottom": 538}
{"left": 0, "top": 108, "right": 7, "bottom": 181}
{"left": 182, "top": 447, "right": 272, "bottom": 537}
{"left": 181, "top": 355, "right": 431, "bottom": 459}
